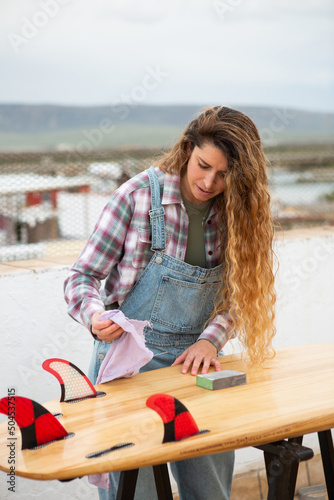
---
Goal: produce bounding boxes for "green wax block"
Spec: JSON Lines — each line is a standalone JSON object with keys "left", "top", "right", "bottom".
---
{"left": 196, "top": 370, "right": 247, "bottom": 390}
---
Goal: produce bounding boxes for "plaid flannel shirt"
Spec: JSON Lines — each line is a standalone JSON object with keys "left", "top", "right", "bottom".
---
{"left": 64, "top": 167, "right": 234, "bottom": 352}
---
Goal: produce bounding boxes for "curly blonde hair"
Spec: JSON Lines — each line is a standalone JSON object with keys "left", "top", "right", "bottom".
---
{"left": 157, "top": 106, "right": 277, "bottom": 363}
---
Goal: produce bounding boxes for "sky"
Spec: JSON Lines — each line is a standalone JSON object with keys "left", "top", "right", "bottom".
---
{"left": 1, "top": 0, "right": 334, "bottom": 113}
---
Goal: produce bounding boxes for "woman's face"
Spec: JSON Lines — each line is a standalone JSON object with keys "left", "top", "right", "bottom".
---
{"left": 181, "top": 142, "right": 228, "bottom": 205}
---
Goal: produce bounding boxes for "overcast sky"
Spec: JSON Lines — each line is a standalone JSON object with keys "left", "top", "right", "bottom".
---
{"left": 1, "top": 0, "right": 333, "bottom": 112}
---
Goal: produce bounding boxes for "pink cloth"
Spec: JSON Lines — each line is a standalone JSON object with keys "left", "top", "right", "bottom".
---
{"left": 96, "top": 310, "right": 153, "bottom": 384}
{"left": 88, "top": 310, "right": 153, "bottom": 489}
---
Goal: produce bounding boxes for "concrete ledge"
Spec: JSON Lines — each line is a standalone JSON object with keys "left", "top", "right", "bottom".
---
{"left": 0, "top": 254, "right": 79, "bottom": 275}
{"left": 0, "top": 226, "right": 334, "bottom": 276}
{"left": 275, "top": 225, "right": 334, "bottom": 241}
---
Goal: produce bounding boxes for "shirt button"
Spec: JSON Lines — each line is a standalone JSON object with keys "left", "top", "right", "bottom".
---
{"left": 98, "top": 353, "right": 105, "bottom": 360}
{"left": 207, "top": 220, "right": 212, "bottom": 225}
{"left": 156, "top": 256, "right": 163, "bottom": 264}
{"left": 208, "top": 251, "right": 213, "bottom": 256}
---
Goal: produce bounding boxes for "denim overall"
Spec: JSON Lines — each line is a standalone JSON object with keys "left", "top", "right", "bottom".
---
{"left": 88, "top": 167, "right": 234, "bottom": 500}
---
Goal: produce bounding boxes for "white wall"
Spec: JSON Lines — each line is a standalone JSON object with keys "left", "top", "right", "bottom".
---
{"left": 0, "top": 227, "right": 333, "bottom": 498}
{"left": 0, "top": 264, "right": 97, "bottom": 499}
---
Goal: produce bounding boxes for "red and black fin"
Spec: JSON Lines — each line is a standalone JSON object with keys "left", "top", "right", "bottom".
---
{"left": 42, "top": 358, "right": 98, "bottom": 402}
{"left": 0, "top": 396, "right": 68, "bottom": 450}
{"left": 146, "top": 393, "right": 199, "bottom": 443}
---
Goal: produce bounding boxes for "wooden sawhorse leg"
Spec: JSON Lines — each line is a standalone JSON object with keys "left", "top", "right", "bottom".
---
{"left": 116, "top": 468, "right": 138, "bottom": 500}
{"left": 318, "top": 430, "right": 334, "bottom": 500}
{"left": 116, "top": 464, "right": 173, "bottom": 500}
{"left": 256, "top": 437, "right": 314, "bottom": 500}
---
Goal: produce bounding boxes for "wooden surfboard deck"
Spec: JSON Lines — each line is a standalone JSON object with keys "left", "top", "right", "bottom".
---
{"left": 0, "top": 343, "right": 333, "bottom": 481}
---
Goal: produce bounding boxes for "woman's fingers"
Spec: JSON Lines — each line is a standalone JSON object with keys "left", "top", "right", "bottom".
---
{"left": 91, "top": 312, "right": 124, "bottom": 342}
{"left": 172, "top": 340, "right": 221, "bottom": 376}
{"left": 171, "top": 350, "right": 187, "bottom": 366}
{"left": 97, "top": 324, "right": 124, "bottom": 342}
{"left": 91, "top": 311, "right": 110, "bottom": 333}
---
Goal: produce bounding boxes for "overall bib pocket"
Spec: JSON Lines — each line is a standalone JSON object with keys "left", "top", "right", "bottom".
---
{"left": 150, "top": 275, "right": 219, "bottom": 334}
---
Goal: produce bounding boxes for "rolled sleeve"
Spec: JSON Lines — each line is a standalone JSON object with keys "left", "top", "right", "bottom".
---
{"left": 64, "top": 185, "right": 133, "bottom": 331}
{"left": 64, "top": 270, "right": 105, "bottom": 331}
{"left": 198, "top": 314, "right": 236, "bottom": 353}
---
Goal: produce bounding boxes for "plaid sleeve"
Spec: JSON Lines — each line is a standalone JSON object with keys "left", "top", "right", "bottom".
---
{"left": 64, "top": 185, "right": 133, "bottom": 331}
{"left": 198, "top": 314, "right": 236, "bottom": 353}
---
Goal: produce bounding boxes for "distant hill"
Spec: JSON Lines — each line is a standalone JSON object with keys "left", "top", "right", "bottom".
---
{"left": 0, "top": 103, "right": 333, "bottom": 151}
{"left": 1, "top": 103, "right": 334, "bottom": 133}
{"left": 0, "top": 104, "right": 200, "bottom": 133}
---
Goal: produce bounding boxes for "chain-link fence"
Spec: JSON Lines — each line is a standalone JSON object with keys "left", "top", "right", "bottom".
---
{"left": 268, "top": 146, "right": 334, "bottom": 229}
{"left": 0, "top": 146, "right": 334, "bottom": 262}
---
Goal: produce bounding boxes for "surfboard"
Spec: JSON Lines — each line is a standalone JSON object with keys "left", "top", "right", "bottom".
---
{"left": 0, "top": 344, "right": 334, "bottom": 482}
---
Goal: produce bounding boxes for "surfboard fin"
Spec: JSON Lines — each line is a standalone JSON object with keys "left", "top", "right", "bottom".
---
{"left": 146, "top": 393, "right": 199, "bottom": 443}
{"left": 0, "top": 396, "right": 68, "bottom": 450}
{"left": 42, "top": 358, "right": 99, "bottom": 402}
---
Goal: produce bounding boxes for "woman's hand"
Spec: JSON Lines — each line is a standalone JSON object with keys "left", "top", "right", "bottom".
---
{"left": 91, "top": 311, "right": 124, "bottom": 343}
{"left": 171, "top": 339, "right": 221, "bottom": 376}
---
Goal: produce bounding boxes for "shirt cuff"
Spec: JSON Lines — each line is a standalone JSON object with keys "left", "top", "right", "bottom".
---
{"left": 198, "top": 314, "right": 236, "bottom": 353}
{"left": 81, "top": 299, "right": 106, "bottom": 335}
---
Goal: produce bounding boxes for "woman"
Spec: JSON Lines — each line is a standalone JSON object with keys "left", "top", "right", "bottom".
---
{"left": 64, "top": 106, "right": 276, "bottom": 499}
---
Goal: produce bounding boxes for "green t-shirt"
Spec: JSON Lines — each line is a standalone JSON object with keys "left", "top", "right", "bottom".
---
{"left": 182, "top": 196, "right": 213, "bottom": 268}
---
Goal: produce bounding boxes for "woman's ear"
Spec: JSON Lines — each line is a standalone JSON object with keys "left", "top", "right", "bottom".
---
{"left": 186, "top": 142, "right": 192, "bottom": 157}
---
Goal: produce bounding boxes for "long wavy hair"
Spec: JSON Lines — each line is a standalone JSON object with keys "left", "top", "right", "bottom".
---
{"left": 157, "top": 106, "right": 277, "bottom": 363}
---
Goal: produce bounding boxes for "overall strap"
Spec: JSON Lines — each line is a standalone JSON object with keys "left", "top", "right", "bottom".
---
{"left": 147, "top": 166, "right": 166, "bottom": 251}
